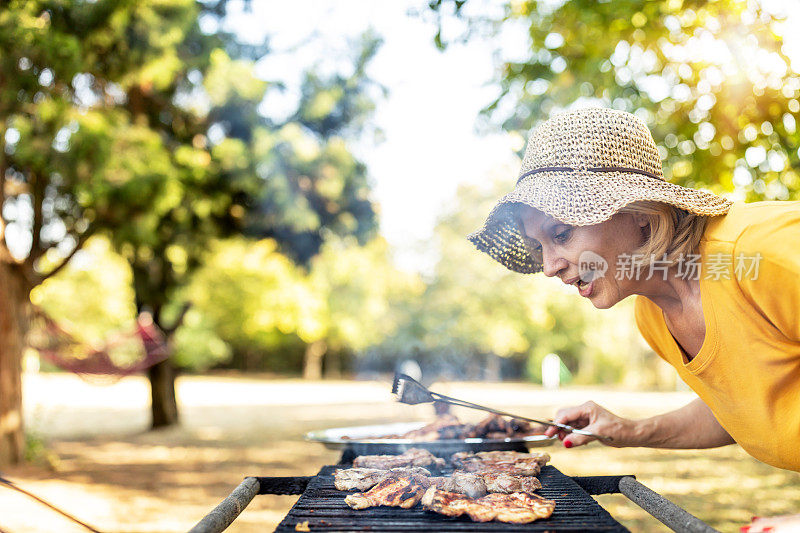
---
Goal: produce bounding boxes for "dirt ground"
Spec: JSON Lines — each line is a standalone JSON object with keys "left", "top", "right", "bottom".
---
{"left": 1, "top": 373, "right": 799, "bottom": 532}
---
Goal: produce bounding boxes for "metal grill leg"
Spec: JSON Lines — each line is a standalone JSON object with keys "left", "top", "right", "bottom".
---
{"left": 188, "top": 477, "right": 260, "bottom": 533}
{"left": 618, "top": 476, "right": 720, "bottom": 533}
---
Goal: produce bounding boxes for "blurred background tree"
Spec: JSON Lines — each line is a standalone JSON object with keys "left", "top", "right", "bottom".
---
{"left": 0, "top": 0, "right": 382, "bottom": 463}
{"left": 182, "top": 235, "right": 423, "bottom": 380}
{"left": 304, "top": 236, "right": 423, "bottom": 379}
{"left": 430, "top": 0, "right": 800, "bottom": 200}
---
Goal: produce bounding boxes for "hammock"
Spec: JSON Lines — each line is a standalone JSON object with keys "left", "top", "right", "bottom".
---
{"left": 27, "top": 306, "right": 170, "bottom": 383}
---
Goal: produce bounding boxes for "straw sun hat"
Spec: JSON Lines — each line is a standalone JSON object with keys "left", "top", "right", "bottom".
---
{"left": 468, "top": 107, "right": 733, "bottom": 273}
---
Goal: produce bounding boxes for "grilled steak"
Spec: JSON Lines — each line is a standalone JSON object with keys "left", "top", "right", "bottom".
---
{"left": 376, "top": 413, "right": 547, "bottom": 441}
{"left": 353, "top": 448, "right": 446, "bottom": 470}
{"left": 421, "top": 487, "right": 556, "bottom": 523}
{"left": 477, "top": 471, "right": 542, "bottom": 493}
{"left": 428, "top": 472, "right": 487, "bottom": 498}
{"left": 344, "top": 473, "right": 429, "bottom": 510}
{"left": 451, "top": 450, "right": 550, "bottom": 476}
{"left": 468, "top": 414, "right": 515, "bottom": 438}
{"left": 428, "top": 471, "right": 542, "bottom": 497}
{"left": 391, "top": 414, "right": 464, "bottom": 441}
{"left": 338, "top": 468, "right": 541, "bottom": 498}
{"left": 334, "top": 467, "right": 431, "bottom": 491}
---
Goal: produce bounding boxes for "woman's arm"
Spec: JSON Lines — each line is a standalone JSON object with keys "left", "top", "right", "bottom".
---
{"left": 544, "top": 397, "right": 736, "bottom": 449}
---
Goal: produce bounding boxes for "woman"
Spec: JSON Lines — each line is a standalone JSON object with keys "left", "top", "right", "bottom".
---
{"left": 468, "top": 107, "right": 800, "bottom": 473}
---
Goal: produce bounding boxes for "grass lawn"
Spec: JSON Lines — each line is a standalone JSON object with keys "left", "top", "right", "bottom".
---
{"left": 1, "top": 374, "right": 798, "bottom": 532}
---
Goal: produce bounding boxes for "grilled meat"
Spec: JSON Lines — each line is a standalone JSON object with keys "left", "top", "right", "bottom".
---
{"left": 338, "top": 467, "right": 488, "bottom": 498}
{"left": 334, "top": 467, "right": 431, "bottom": 491}
{"left": 352, "top": 448, "right": 446, "bottom": 470}
{"left": 478, "top": 472, "right": 542, "bottom": 494}
{"left": 468, "top": 450, "right": 551, "bottom": 465}
{"left": 377, "top": 413, "right": 547, "bottom": 441}
{"left": 428, "top": 471, "right": 542, "bottom": 497}
{"left": 428, "top": 472, "right": 487, "bottom": 498}
{"left": 451, "top": 450, "right": 550, "bottom": 476}
{"left": 344, "top": 473, "right": 429, "bottom": 510}
{"left": 466, "top": 414, "right": 547, "bottom": 439}
{"left": 338, "top": 468, "right": 541, "bottom": 498}
{"left": 468, "top": 414, "right": 514, "bottom": 438}
{"left": 421, "top": 487, "right": 556, "bottom": 523}
{"left": 380, "top": 414, "right": 472, "bottom": 441}
{"left": 480, "top": 492, "right": 556, "bottom": 522}
{"left": 395, "top": 414, "right": 460, "bottom": 441}
{"left": 435, "top": 424, "right": 477, "bottom": 440}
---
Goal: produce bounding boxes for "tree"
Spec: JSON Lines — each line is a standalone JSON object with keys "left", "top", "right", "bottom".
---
{"left": 0, "top": 0, "right": 213, "bottom": 464}
{"left": 183, "top": 237, "right": 320, "bottom": 373}
{"left": 0, "top": 0, "right": 248, "bottom": 438}
{"left": 432, "top": 0, "right": 800, "bottom": 199}
{"left": 240, "top": 31, "right": 383, "bottom": 265}
{"left": 184, "top": 235, "right": 422, "bottom": 380}
{"left": 0, "top": 0, "right": 382, "bottom": 463}
{"left": 304, "top": 236, "right": 423, "bottom": 379}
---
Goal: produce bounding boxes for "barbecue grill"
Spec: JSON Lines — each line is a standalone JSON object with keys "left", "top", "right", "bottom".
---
{"left": 188, "top": 446, "right": 721, "bottom": 533}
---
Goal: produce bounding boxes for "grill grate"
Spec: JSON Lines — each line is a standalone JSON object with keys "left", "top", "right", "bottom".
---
{"left": 275, "top": 465, "right": 629, "bottom": 532}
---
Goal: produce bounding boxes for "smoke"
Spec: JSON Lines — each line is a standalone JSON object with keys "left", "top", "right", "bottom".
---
{"left": 353, "top": 341, "right": 525, "bottom": 385}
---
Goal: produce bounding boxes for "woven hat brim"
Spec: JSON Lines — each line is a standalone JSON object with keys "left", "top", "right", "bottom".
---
{"left": 468, "top": 170, "right": 733, "bottom": 274}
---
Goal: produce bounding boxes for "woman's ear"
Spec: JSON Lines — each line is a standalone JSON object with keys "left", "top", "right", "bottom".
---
{"left": 633, "top": 214, "right": 649, "bottom": 229}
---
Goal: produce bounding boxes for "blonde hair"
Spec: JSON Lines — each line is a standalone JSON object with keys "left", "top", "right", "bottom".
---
{"left": 619, "top": 201, "right": 709, "bottom": 268}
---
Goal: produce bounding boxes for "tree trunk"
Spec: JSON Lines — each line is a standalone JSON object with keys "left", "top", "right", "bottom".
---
{"left": 148, "top": 358, "right": 178, "bottom": 428}
{"left": 324, "top": 348, "right": 341, "bottom": 379}
{"left": 139, "top": 300, "right": 179, "bottom": 429}
{"left": 303, "top": 340, "right": 326, "bottom": 380}
{"left": 0, "top": 260, "right": 27, "bottom": 466}
{"left": 485, "top": 353, "right": 501, "bottom": 382}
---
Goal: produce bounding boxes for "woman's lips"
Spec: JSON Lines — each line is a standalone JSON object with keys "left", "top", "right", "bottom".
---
{"left": 578, "top": 279, "right": 595, "bottom": 297}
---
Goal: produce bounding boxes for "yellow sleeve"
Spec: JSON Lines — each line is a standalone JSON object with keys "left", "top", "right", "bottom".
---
{"left": 734, "top": 215, "right": 800, "bottom": 342}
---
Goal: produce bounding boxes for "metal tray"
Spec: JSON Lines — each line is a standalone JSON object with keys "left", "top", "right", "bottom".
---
{"left": 305, "top": 421, "right": 555, "bottom": 457}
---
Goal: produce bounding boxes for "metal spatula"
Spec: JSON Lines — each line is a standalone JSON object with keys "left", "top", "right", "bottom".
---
{"left": 391, "top": 373, "right": 612, "bottom": 442}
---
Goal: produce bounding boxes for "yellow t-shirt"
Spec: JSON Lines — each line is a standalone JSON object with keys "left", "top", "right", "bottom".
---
{"left": 634, "top": 200, "right": 800, "bottom": 471}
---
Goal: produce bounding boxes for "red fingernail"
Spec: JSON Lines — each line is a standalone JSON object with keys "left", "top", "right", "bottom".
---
{"left": 564, "top": 439, "right": 573, "bottom": 449}
{"left": 762, "top": 527, "right": 774, "bottom": 532}
{"left": 740, "top": 526, "right": 750, "bottom": 533}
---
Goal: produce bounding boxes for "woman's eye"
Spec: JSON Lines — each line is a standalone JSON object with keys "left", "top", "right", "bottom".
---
{"left": 554, "top": 229, "right": 571, "bottom": 243}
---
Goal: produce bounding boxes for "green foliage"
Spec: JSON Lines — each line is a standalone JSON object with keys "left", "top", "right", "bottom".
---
{"left": 185, "top": 238, "right": 321, "bottom": 362}
{"left": 30, "top": 237, "right": 137, "bottom": 344}
{"left": 171, "top": 309, "right": 231, "bottom": 371}
{"left": 308, "top": 236, "right": 424, "bottom": 353}
{"left": 244, "top": 32, "right": 383, "bottom": 265}
{"left": 181, "top": 235, "right": 422, "bottom": 373}
{"left": 294, "top": 30, "right": 385, "bottom": 139}
{"left": 23, "top": 432, "right": 59, "bottom": 470}
{"left": 1, "top": 1, "right": 382, "bottom": 380}
{"left": 462, "top": 0, "right": 800, "bottom": 200}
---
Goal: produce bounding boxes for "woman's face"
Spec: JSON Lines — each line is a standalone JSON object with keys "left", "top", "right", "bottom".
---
{"left": 519, "top": 206, "right": 647, "bottom": 309}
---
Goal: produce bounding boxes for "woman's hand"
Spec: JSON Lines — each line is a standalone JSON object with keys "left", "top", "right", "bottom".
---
{"left": 543, "top": 401, "right": 638, "bottom": 448}
{"left": 544, "top": 398, "right": 735, "bottom": 450}
{"left": 743, "top": 514, "right": 800, "bottom": 532}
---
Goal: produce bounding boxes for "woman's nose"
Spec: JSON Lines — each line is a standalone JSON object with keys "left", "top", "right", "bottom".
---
{"left": 541, "top": 250, "right": 567, "bottom": 277}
